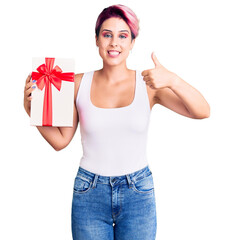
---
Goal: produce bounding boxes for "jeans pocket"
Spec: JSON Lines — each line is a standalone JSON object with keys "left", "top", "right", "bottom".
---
{"left": 132, "top": 172, "right": 154, "bottom": 194}
{"left": 73, "top": 175, "right": 92, "bottom": 194}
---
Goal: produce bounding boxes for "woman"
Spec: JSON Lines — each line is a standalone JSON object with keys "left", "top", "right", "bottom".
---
{"left": 24, "top": 4, "right": 210, "bottom": 240}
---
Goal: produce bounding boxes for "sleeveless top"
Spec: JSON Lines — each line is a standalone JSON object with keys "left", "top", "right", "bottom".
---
{"left": 76, "top": 70, "right": 152, "bottom": 176}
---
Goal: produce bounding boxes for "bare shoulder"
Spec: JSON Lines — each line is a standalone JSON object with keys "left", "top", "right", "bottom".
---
{"left": 74, "top": 73, "right": 85, "bottom": 101}
{"left": 74, "top": 73, "right": 84, "bottom": 86}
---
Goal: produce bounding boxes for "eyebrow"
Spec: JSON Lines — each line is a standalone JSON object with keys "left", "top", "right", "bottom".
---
{"left": 102, "top": 29, "right": 129, "bottom": 33}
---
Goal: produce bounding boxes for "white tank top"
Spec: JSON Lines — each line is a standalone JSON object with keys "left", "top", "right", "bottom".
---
{"left": 76, "top": 70, "right": 152, "bottom": 176}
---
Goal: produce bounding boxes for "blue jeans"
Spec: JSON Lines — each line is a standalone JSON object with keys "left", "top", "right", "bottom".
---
{"left": 71, "top": 165, "right": 157, "bottom": 240}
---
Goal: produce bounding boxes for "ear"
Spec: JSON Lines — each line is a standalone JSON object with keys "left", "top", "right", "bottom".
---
{"left": 95, "top": 35, "right": 99, "bottom": 47}
{"left": 130, "top": 38, "right": 135, "bottom": 50}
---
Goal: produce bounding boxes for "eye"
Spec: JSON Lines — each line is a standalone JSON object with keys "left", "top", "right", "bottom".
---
{"left": 120, "top": 34, "right": 127, "bottom": 39}
{"left": 104, "top": 33, "right": 112, "bottom": 38}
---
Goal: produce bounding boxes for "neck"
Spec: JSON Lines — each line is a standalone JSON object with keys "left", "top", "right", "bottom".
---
{"left": 99, "top": 62, "right": 130, "bottom": 84}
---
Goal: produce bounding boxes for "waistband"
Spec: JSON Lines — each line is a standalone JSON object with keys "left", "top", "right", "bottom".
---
{"left": 76, "top": 164, "right": 152, "bottom": 188}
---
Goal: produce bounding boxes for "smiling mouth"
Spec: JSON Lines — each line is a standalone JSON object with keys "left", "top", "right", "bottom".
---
{"left": 107, "top": 51, "right": 121, "bottom": 56}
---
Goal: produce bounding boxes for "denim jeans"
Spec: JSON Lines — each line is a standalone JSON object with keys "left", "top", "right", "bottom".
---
{"left": 71, "top": 165, "right": 157, "bottom": 240}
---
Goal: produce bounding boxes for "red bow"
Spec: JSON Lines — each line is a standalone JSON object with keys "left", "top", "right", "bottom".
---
{"left": 32, "top": 58, "right": 74, "bottom": 126}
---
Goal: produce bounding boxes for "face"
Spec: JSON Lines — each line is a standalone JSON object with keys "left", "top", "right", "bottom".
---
{"left": 96, "top": 17, "right": 135, "bottom": 66}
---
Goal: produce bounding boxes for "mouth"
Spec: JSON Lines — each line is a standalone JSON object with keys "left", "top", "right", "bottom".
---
{"left": 107, "top": 50, "right": 121, "bottom": 57}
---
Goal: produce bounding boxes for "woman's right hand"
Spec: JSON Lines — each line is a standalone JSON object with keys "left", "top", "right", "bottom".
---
{"left": 24, "top": 72, "right": 36, "bottom": 116}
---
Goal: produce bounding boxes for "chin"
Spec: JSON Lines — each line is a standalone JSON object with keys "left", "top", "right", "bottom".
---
{"left": 104, "top": 59, "right": 127, "bottom": 66}
{"left": 103, "top": 56, "right": 129, "bottom": 66}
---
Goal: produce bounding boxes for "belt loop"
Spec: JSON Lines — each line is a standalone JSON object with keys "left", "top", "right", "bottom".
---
{"left": 126, "top": 174, "right": 133, "bottom": 188}
{"left": 92, "top": 174, "right": 99, "bottom": 188}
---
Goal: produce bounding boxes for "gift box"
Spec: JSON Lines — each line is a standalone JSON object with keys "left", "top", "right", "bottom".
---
{"left": 30, "top": 57, "right": 75, "bottom": 127}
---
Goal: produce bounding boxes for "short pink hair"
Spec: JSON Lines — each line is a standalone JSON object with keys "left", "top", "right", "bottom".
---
{"left": 95, "top": 4, "right": 139, "bottom": 41}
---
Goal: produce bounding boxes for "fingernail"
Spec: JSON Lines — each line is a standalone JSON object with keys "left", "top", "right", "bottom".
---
{"left": 32, "top": 80, "right": 36, "bottom": 83}
{"left": 32, "top": 86, "right": 36, "bottom": 89}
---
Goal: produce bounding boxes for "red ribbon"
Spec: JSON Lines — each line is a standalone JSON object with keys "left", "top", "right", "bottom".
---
{"left": 32, "top": 58, "right": 74, "bottom": 126}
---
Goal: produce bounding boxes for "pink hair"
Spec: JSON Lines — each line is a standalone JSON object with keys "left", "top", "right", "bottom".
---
{"left": 95, "top": 4, "right": 139, "bottom": 41}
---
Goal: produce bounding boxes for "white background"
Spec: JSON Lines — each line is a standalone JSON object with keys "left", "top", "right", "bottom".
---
{"left": 1, "top": 0, "right": 233, "bottom": 239}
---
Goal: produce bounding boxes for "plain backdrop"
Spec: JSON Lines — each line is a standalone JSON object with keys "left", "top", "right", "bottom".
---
{"left": 1, "top": 0, "right": 233, "bottom": 239}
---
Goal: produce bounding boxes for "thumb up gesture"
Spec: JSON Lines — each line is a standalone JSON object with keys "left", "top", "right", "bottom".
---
{"left": 141, "top": 52, "right": 176, "bottom": 89}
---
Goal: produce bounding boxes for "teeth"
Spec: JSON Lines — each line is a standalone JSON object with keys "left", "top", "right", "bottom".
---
{"left": 108, "top": 51, "right": 120, "bottom": 55}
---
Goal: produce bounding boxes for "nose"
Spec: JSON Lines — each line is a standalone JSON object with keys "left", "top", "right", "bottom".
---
{"left": 110, "top": 35, "right": 118, "bottom": 47}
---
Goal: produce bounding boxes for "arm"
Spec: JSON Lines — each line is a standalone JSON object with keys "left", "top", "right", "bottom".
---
{"left": 24, "top": 73, "right": 83, "bottom": 151}
{"left": 35, "top": 103, "right": 79, "bottom": 151}
{"left": 156, "top": 74, "right": 210, "bottom": 119}
{"left": 142, "top": 52, "right": 210, "bottom": 119}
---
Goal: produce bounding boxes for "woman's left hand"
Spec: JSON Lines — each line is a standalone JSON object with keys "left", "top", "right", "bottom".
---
{"left": 141, "top": 52, "right": 177, "bottom": 90}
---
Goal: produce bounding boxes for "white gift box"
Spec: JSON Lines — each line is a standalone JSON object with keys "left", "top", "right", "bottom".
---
{"left": 30, "top": 57, "right": 75, "bottom": 127}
